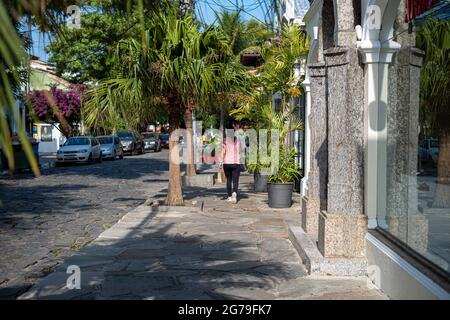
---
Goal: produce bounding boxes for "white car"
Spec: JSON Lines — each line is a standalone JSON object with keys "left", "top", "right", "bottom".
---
{"left": 56, "top": 136, "right": 102, "bottom": 165}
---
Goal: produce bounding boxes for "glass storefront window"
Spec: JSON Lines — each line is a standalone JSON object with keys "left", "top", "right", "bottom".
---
{"left": 380, "top": 49, "right": 450, "bottom": 275}
{"left": 383, "top": 129, "right": 450, "bottom": 274}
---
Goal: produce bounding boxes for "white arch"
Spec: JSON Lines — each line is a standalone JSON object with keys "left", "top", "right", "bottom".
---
{"left": 358, "top": 0, "right": 402, "bottom": 63}
{"left": 358, "top": 0, "right": 403, "bottom": 228}
{"left": 301, "top": 0, "right": 323, "bottom": 197}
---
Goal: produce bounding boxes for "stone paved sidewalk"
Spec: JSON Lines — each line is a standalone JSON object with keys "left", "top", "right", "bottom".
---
{"left": 19, "top": 175, "right": 386, "bottom": 300}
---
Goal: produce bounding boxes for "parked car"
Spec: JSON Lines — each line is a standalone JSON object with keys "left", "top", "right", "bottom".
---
{"left": 419, "top": 139, "right": 439, "bottom": 165}
{"left": 142, "top": 132, "right": 161, "bottom": 152}
{"left": 160, "top": 133, "right": 169, "bottom": 149}
{"left": 56, "top": 136, "right": 102, "bottom": 165}
{"left": 98, "top": 135, "right": 124, "bottom": 160}
{"left": 117, "top": 131, "right": 144, "bottom": 155}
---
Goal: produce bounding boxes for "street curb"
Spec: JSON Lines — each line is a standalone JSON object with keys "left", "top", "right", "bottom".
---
{"left": 148, "top": 199, "right": 204, "bottom": 213}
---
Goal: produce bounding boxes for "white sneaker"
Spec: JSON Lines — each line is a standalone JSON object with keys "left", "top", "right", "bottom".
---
{"left": 231, "top": 192, "right": 237, "bottom": 204}
{"left": 226, "top": 196, "right": 233, "bottom": 202}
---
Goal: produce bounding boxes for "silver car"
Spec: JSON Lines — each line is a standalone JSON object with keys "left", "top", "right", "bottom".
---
{"left": 98, "top": 135, "right": 124, "bottom": 160}
{"left": 56, "top": 136, "right": 102, "bottom": 164}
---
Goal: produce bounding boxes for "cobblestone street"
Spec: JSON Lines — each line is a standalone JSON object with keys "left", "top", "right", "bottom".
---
{"left": 0, "top": 151, "right": 169, "bottom": 298}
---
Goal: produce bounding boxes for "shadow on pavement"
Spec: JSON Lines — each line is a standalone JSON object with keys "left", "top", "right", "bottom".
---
{"left": 15, "top": 204, "right": 305, "bottom": 300}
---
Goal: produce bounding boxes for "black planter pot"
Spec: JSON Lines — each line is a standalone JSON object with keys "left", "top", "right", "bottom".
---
{"left": 268, "top": 182, "right": 294, "bottom": 208}
{"left": 253, "top": 173, "right": 268, "bottom": 192}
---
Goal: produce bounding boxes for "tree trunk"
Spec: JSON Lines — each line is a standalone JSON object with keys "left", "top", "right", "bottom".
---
{"left": 184, "top": 108, "right": 196, "bottom": 176}
{"left": 165, "top": 97, "right": 184, "bottom": 206}
{"left": 433, "top": 130, "right": 450, "bottom": 208}
{"left": 166, "top": 138, "right": 184, "bottom": 205}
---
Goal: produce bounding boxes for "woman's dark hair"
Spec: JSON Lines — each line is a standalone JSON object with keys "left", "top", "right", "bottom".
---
{"left": 223, "top": 128, "right": 237, "bottom": 143}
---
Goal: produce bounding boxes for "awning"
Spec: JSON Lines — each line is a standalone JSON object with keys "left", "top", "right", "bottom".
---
{"left": 406, "top": 0, "right": 450, "bottom": 25}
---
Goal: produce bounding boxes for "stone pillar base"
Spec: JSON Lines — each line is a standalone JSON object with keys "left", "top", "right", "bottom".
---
{"left": 289, "top": 225, "right": 368, "bottom": 276}
{"left": 301, "top": 196, "right": 320, "bottom": 236}
{"left": 318, "top": 211, "right": 367, "bottom": 258}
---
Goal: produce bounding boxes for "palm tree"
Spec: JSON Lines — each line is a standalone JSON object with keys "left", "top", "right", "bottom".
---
{"left": 230, "top": 22, "right": 309, "bottom": 122}
{"left": 259, "top": 23, "right": 308, "bottom": 103}
{"left": 215, "top": 10, "right": 245, "bottom": 56}
{"left": 84, "top": 8, "right": 246, "bottom": 205}
{"left": 1, "top": 0, "right": 81, "bottom": 175}
{"left": 0, "top": 1, "right": 39, "bottom": 175}
{"left": 214, "top": 9, "right": 271, "bottom": 157}
{"left": 215, "top": 9, "right": 272, "bottom": 56}
{"left": 417, "top": 19, "right": 450, "bottom": 207}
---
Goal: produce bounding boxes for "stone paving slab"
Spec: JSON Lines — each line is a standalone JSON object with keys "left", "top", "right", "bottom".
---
{"left": 19, "top": 175, "right": 387, "bottom": 300}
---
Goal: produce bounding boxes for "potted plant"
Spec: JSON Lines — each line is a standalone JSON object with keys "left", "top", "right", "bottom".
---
{"left": 267, "top": 146, "right": 302, "bottom": 208}
{"left": 244, "top": 127, "right": 273, "bottom": 192}
{"left": 247, "top": 162, "right": 271, "bottom": 192}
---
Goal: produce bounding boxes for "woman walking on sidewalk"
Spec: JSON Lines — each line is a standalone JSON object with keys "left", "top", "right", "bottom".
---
{"left": 220, "top": 122, "right": 244, "bottom": 204}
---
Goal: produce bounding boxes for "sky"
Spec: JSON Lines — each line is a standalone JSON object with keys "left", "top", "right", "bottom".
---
{"left": 195, "top": 0, "right": 273, "bottom": 26}
{"left": 30, "top": 0, "right": 273, "bottom": 62}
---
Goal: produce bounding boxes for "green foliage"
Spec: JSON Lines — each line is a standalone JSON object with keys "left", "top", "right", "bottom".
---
{"left": 246, "top": 106, "right": 303, "bottom": 175}
{"left": 259, "top": 23, "right": 309, "bottom": 95}
{"left": 230, "top": 22, "right": 308, "bottom": 127}
{"left": 260, "top": 103, "right": 303, "bottom": 139}
{"left": 268, "top": 146, "right": 301, "bottom": 183}
{"left": 229, "top": 90, "right": 270, "bottom": 127}
{"left": 1, "top": 0, "right": 97, "bottom": 174}
{"left": 265, "top": 105, "right": 303, "bottom": 181}
{"left": 416, "top": 18, "right": 450, "bottom": 135}
{"left": 83, "top": 6, "right": 248, "bottom": 133}
{"left": 0, "top": 1, "right": 39, "bottom": 175}
{"left": 47, "top": 2, "right": 147, "bottom": 83}
{"left": 4, "top": 0, "right": 77, "bottom": 32}
{"left": 214, "top": 9, "right": 273, "bottom": 56}
{"left": 230, "top": 23, "right": 307, "bottom": 179}
{"left": 196, "top": 110, "right": 218, "bottom": 129}
{"left": 247, "top": 160, "right": 271, "bottom": 174}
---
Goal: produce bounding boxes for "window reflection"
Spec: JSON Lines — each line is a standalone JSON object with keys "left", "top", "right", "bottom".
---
{"left": 381, "top": 47, "right": 450, "bottom": 274}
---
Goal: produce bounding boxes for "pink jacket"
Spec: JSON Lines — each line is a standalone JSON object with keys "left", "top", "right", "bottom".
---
{"left": 222, "top": 139, "right": 241, "bottom": 164}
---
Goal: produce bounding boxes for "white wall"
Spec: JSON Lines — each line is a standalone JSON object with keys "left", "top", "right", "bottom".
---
{"left": 367, "top": 234, "right": 450, "bottom": 300}
{"left": 37, "top": 123, "right": 65, "bottom": 154}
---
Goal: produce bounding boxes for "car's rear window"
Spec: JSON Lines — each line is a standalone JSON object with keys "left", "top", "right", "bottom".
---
{"left": 118, "top": 132, "right": 133, "bottom": 138}
{"left": 65, "top": 137, "right": 89, "bottom": 146}
{"left": 160, "top": 134, "right": 169, "bottom": 141}
{"left": 98, "top": 137, "right": 113, "bottom": 144}
{"left": 142, "top": 133, "right": 156, "bottom": 139}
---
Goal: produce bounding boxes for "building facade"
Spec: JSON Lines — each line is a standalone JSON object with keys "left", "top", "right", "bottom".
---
{"left": 298, "top": 0, "right": 449, "bottom": 299}
{"left": 277, "top": 0, "right": 311, "bottom": 25}
{"left": 29, "top": 57, "right": 72, "bottom": 154}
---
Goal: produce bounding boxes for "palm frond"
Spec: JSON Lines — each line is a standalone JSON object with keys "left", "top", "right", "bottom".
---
{"left": 0, "top": 2, "right": 39, "bottom": 175}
